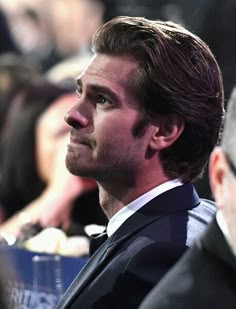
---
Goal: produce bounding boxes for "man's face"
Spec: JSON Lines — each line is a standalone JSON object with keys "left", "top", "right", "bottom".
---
{"left": 65, "top": 54, "right": 152, "bottom": 184}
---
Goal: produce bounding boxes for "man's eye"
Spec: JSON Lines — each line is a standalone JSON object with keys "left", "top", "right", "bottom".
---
{"left": 96, "top": 95, "right": 112, "bottom": 105}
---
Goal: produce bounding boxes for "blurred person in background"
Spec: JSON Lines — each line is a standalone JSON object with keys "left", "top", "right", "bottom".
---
{"left": 0, "top": 0, "right": 50, "bottom": 70}
{"left": 44, "top": 0, "right": 104, "bottom": 60}
{"left": 0, "top": 53, "right": 41, "bottom": 140}
{"left": 1, "top": 0, "right": 104, "bottom": 72}
{"left": 0, "top": 53, "right": 41, "bottom": 222}
{"left": 140, "top": 87, "right": 236, "bottom": 309}
{"left": 0, "top": 7, "right": 21, "bottom": 55}
{"left": 0, "top": 79, "right": 106, "bottom": 238}
{"left": 0, "top": 80, "right": 73, "bottom": 226}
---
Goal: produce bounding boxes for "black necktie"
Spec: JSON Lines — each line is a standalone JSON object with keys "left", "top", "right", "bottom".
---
{"left": 89, "top": 231, "right": 108, "bottom": 256}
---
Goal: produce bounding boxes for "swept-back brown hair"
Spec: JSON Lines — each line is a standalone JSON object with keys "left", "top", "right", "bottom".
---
{"left": 92, "top": 16, "right": 224, "bottom": 182}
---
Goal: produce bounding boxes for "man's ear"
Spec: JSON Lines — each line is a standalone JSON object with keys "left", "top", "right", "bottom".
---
{"left": 209, "top": 147, "right": 227, "bottom": 209}
{"left": 149, "top": 114, "right": 184, "bottom": 151}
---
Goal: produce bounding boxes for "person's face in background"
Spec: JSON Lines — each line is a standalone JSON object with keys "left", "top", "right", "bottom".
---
{"left": 1, "top": 0, "right": 50, "bottom": 55}
{"left": 209, "top": 147, "right": 236, "bottom": 250}
{"left": 48, "top": 0, "right": 104, "bottom": 56}
{"left": 36, "top": 93, "right": 77, "bottom": 182}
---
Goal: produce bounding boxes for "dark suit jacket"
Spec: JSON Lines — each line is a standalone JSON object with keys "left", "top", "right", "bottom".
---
{"left": 140, "top": 217, "right": 236, "bottom": 309}
{"left": 56, "top": 183, "right": 215, "bottom": 309}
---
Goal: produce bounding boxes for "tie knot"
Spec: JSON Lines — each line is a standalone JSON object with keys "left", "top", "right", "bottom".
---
{"left": 89, "top": 231, "right": 108, "bottom": 256}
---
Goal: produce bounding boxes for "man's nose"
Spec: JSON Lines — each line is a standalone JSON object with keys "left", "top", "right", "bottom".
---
{"left": 64, "top": 105, "right": 89, "bottom": 128}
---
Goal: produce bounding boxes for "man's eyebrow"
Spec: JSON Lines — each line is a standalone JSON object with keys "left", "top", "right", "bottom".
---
{"left": 90, "top": 85, "right": 120, "bottom": 102}
{"left": 75, "top": 78, "right": 120, "bottom": 102}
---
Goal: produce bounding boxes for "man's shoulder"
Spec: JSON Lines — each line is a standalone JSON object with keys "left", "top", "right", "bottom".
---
{"left": 189, "top": 198, "right": 216, "bottom": 225}
{"left": 186, "top": 198, "right": 216, "bottom": 247}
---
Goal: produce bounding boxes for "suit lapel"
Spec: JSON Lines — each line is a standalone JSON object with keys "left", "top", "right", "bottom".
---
{"left": 56, "top": 236, "right": 116, "bottom": 308}
{"left": 57, "top": 183, "right": 199, "bottom": 308}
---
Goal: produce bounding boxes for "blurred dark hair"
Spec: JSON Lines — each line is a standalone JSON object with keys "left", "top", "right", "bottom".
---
{"left": 0, "top": 9, "right": 20, "bottom": 55}
{"left": 93, "top": 16, "right": 224, "bottom": 182}
{"left": 0, "top": 79, "right": 73, "bottom": 218}
{"left": 0, "top": 53, "right": 41, "bottom": 136}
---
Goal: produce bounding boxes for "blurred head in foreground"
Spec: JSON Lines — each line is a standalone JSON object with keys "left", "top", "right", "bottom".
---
{"left": 210, "top": 87, "right": 236, "bottom": 252}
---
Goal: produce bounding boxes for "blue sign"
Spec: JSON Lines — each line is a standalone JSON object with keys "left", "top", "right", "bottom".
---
{"left": 0, "top": 246, "right": 87, "bottom": 308}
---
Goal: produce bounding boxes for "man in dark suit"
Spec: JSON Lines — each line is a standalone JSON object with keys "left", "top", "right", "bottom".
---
{"left": 56, "top": 16, "right": 224, "bottom": 308}
{"left": 140, "top": 89, "right": 236, "bottom": 309}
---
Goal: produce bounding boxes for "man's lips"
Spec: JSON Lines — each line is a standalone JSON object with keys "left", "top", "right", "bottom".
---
{"left": 69, "top": 129, "right": 95, "bottom": 148}
{"left": 70, "top": 137, "right": 89, "bottom": 145}
{"left": 69, "top": 134, "right": 94, "bottom": 148}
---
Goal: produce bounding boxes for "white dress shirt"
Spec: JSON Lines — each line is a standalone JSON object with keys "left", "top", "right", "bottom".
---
{"left": 107, "top": 179, "right": 183, "bottom": 237}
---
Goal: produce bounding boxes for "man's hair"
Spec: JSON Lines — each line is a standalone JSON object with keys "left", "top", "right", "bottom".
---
{"left": 222, "top": 88, "right": 236, "bottom": 164}
{"left": 92, "top": 16, "right": 224, "bottom": 182}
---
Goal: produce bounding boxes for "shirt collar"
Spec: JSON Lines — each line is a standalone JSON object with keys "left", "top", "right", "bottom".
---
{"left": 107, "top": 179, "right": 183, "bottom": 237}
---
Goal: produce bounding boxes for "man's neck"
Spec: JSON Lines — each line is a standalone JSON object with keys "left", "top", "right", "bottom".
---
{"left": 97, "top": 175, "right": 169, "bottom": 219}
